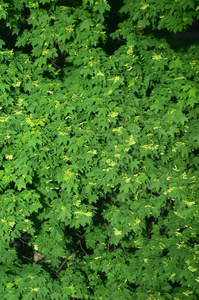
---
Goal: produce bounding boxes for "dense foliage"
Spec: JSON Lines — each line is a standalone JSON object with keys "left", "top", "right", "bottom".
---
{"left": 0, "top": 0, "right": 199, "bottom": 299}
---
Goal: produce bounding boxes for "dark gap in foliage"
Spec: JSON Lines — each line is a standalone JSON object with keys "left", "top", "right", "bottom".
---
{"left": 188, "top": 236, "right": 199, "bottom": 247}
{"left": 166, "top": 19, "right": 199, "bottom": 51}
{"left": 11, "top": 235, "right": 33, "bottom": 264}
{"left": 171, "top": 96, "right": 178, "bottom": 103}
{"left": 145, "top": 86, "right": 154, "bottom": 98}
{"left": 15, "top": 5, "right": 32, "bottom": 53}
{"left": 145, "top": 216, "right": 158, "bottom": 239}
{"left": 128, "top": 282, "right": 140, "bottom": 291}
{"left": 42, "top": 70, "right": 56, "bottom": 80}
{"left": 148, "top": 17, "right": 199, "bottom": 52}
{"left": 15, "top": 43, "right": 33, "bottom": 55}
{"left": 20, "top": 4, "right": 31, "bottom": 29}
{"left": 103, "top": 0, "right": 125, "bottom": 55}
{"left": 49, "top": 53, "right": 73, "bottom": 81}
{"left": 75, "top": 226, "right": 94, "bottom": 256}
{"left": 161, "top": 248, "right": 169, "bottom": 257}
{"left": 161, "top": 208, "right": 169, "bottom": 218}
{"left": 160, "top": 226, "right": 169, "bottom": 238}
{"left": 97, "top": 271, "right": 107, "bottom": 284}
{"left": 56, "top": 0, "right": 82, "bottom": 7}
{"left": 176, "top": 17, "right": 199, "bottom": 39}
{"left": 0, "top": 19, "right": 17, "bottom": 50}
{"left": 40, "top": 261, "right": 59, "bottom": 279}
{"left": 38, "top": 1, "right": 54, "bottom": 11}
{"left": 92, "top": 196, "right": 108, "bottom": 226}
{"left": 7, "top": 181, "right": 16, "bottom": 190}
{"left": 168, "top": 280, "right": 182, "bottom": 289}
{"left": 162, "top": 198, "right": 175, "bottom": 216}
{"left": 146, "top": 189, "right": 160, "bottom": 197}
{"left": 26, "top": 174, "right": 42, "bottom": 190}
{"left": 64, "top": 225, "right": 91, "bottom": 257}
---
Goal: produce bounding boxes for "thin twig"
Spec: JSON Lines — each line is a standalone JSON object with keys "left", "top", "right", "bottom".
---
{"left": 55, "top": 232, "right": 88, "bottom": 275}
{"left": 79, "top": 240, "right": 88, "bottom": 256}
{"left": 55, "top": 241, "right": 80, "bottom": 275}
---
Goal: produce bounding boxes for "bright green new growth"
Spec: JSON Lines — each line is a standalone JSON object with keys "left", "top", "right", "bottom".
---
{"left": 0, "top": 0, "right": 199, "bottom": 299}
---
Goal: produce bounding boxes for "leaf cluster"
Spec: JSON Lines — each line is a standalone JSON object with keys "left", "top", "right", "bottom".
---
{"left": 0, "top": 0, "right": 199, "bottom": 299}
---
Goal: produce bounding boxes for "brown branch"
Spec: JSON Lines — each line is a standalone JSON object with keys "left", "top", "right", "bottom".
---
{"left": 51, "top": 59, "right": 61, "bottom": 69}
{"left": 55, "top": 232, "right": 88, "bottom": 275}
{"left": 79, "top": 240, "right": 88, "bottom": 256}
{"left": 55, "top": 240, "right": 80, "bottom": 275}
